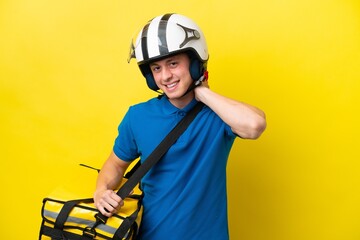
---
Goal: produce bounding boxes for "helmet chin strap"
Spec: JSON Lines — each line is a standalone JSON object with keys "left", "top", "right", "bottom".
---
{"left": 157, "top": 71, "right": 208, "bottom": 100}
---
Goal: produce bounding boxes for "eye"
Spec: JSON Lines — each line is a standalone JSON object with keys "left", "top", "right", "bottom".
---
{"left": 169, "top": 61, "right": 178, "bottom": 68}
{"left": 151, "top": 65, "right": 160, "bottom": 73}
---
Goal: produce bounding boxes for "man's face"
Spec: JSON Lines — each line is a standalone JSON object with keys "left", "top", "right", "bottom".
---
{"left": 149, "top": 53, "right": 193, "bottom": 101}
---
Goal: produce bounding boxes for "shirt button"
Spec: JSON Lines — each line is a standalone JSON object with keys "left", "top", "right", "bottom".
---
{"left": 178, "top": 111, "right": 186, "bottom": 116}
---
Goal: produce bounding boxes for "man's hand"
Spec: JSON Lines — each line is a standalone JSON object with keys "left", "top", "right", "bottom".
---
{"left": 194, "top": 78, "right": 209, "bottom": 102}
{"left": 94, "top": 189, "right": 124, "bottom": 217}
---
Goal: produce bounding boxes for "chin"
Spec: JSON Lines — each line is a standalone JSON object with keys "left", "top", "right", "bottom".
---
{"left": 161, "top": 88, "right": 179, "bottom": 97}
{"left": 166, "top": 92, "right": 182, "bottom": 99}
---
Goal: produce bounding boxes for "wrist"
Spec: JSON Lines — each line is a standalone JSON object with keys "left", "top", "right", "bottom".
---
{"left": 195, "top": 85, "right": 210, "bottom": 102}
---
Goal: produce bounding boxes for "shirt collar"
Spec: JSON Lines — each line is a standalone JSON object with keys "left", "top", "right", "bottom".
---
{"left": 160, "top": 96, "right": 199, "bottom": 115}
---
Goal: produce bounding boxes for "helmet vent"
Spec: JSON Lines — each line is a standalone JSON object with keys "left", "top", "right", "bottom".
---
{"left": 177, "top": 23, "right": 201, "bottom": 48}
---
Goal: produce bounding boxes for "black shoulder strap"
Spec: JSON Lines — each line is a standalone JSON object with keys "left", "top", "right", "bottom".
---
{"left": 95, "top": 102, "right": 204, "bottom": 224}
{"left": 117, "top": 101, "right": 204, "bottom": 199}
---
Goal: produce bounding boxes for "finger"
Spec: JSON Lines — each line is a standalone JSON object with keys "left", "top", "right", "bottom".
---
{"left": 103, "top": 201, "right": 117, "bottom": 215}
{"left": 107, "top": 195, "right": 124, "bottom": 211}
{"left": 106, "top": 196, "right": 121, "bottom": 210}
{"left": 108, "top": 191, "right": 123, "bottom": 202}
{"left": 99, "top": 204, "right": 113, "bottom": 217}
{"left": 114, "top": 200, "right": 124, "bottom": 212}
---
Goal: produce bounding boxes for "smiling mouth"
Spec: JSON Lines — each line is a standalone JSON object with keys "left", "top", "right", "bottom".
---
{"left": 165, "top": 82, "right": 178, "bottom": 89}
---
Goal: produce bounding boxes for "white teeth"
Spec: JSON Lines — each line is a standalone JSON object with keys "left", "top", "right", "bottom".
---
{"left": 166, "top": 82, "right": 177, "bottom": 88}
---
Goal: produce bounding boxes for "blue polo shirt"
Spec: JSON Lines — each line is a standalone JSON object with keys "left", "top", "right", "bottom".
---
{"left": 113, "top": 96, "right": 236, "bottom": 240}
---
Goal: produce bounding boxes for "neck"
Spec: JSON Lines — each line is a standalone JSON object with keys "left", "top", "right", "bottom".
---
{"left": 169, "top": 91, "right": 195, "bottom": 109}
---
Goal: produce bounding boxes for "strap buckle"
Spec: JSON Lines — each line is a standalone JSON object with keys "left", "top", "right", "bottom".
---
{"left": 83, "top": 226, "right": 97, "bottom": 239}
{"left": 95, "top": 213, "right": 108, "bottom": 224}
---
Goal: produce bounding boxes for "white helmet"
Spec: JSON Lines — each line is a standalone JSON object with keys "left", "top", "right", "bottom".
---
{"left": 128, "top": 13, "right": 209, "bottom": 91}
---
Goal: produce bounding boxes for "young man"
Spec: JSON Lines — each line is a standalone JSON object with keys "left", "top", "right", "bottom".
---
{"left": 94, "top": 13, "right": 266, "bottom": 239}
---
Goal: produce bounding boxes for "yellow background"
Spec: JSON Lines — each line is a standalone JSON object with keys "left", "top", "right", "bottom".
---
{"left": 1, "top": 0, "right": 359, "bottom": 239}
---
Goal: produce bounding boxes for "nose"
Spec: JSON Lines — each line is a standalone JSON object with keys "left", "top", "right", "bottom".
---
{"left": 161, "top": 66, "right": 172, "bottom": 81}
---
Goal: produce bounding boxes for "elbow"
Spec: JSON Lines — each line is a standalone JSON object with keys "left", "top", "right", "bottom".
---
{"left": 235, "top": 115, "right": 267, "bottom": 139}
{"left": 250, "top": 117, "right": 267, "bottom": 139}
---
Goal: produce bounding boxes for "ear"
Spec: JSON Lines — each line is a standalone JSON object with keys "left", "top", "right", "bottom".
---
{"left": 189, "top": 58, "right": 204, "bottom": 81}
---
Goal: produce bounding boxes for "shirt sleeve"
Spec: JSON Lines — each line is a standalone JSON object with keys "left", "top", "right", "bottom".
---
{"left": 224, "top": 123, "right": 238, "bottom": 139}
{"left": 113, "top": 107, "right": 139, "bottom": 162}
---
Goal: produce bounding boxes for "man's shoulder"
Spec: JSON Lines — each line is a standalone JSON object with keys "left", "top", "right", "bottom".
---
{"left": 130, "top": 97, "right": 160, "bottom": 109}
{"left": 127, "top": 97, "right": 164, "bottom": 116}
